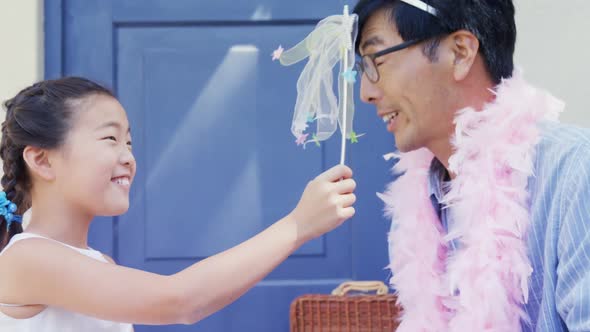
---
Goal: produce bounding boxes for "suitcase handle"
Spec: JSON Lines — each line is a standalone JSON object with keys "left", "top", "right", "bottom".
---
{"left": 331, "top": 281, "right": 389, "bottom": 296}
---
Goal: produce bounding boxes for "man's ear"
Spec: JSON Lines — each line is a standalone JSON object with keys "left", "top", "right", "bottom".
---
{"left": 22, "top": 146, "right": 56, "bottom": 181}
{"left": 448, "top": 30, "right": 480, "bottom": 81}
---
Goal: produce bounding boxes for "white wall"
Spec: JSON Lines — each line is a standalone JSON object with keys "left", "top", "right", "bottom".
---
{"left": 0, "top": 0, "right": 44, "bottom": 106}
{"left": 514, "top": 0, "right": 590, "bottom": 127}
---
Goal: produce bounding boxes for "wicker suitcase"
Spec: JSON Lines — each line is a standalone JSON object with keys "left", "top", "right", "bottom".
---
{"left": 290, "top": 281, "right": 401, "bottom": 332}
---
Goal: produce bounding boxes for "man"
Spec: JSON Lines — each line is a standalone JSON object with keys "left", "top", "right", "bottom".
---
{"left": 352, "top": 0, "right": 590, "bottom": 331}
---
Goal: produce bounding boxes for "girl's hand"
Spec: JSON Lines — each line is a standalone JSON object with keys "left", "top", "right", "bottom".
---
{"left": 288, "top": 164, "right": 356, "bottom": 244}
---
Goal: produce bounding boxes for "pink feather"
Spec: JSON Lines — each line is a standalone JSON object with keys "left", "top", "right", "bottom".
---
{"left": 380, "top": 70, "right": 563, "bottom": 331}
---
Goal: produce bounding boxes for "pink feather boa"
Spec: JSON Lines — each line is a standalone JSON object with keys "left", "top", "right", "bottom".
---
{"left": 379, "top": 71, "right": 563, "bottom": 331}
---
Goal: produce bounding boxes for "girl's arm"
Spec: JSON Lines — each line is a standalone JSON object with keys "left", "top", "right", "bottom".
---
{"left": 0, "top": 165, "right": 355, "bottom": 325}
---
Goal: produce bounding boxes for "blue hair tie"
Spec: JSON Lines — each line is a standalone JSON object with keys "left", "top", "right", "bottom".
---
{"left": 0, "top": 191, "right": 22, "bottom": 230}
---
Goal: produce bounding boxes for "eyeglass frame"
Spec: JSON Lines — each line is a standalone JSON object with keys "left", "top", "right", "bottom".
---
{"left": 355, "top": 38, "right": 427, "bottom": 83}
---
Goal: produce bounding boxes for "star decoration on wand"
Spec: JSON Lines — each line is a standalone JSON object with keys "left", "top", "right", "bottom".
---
{"left": 271, "top": 45, "right": 284, "bottom": 61}
{"left": 313, "top": 134, "right": 321, "bottom": 147}
{"left": 295, "top": 133, "right": 309, "bottom": 146}
{"left": 349, "top": 131, "right": 365, "bottom": 144}
{"left": 342, "top": 69, "right": 357, "bottom": 83}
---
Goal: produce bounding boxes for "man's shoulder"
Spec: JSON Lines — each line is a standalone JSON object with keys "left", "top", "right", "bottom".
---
{"left": 530, "top": 122, "right": 590, "bottom": 192}
{"left": 537, "top": 121, "right": 590, "bottom": 161}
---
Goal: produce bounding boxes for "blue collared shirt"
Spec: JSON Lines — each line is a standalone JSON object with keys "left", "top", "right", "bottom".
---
{"left": 428, "top": 121, "right": 590, "bottom": 332}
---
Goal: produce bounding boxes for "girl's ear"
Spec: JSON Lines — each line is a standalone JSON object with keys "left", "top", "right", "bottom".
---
{"left": 22, "top": 146, "right": 56, "bottom": 181}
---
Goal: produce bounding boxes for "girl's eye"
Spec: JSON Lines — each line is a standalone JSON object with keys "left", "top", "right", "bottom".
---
{"left": 103, "top": 136, "right": 117, "bottom": 141}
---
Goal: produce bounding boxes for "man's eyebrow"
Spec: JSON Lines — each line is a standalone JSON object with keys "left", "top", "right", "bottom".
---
{"left": 360, "top": 36, "right": 385, "bottom": 54}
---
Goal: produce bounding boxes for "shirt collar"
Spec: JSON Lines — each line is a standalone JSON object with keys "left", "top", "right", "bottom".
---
{"left": 428, "top": 157, "right": 449, "bottom": 202}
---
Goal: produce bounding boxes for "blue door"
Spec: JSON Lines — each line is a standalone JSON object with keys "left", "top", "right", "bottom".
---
{"left": 45, "top": 1, "right": 396, "bottom": 331}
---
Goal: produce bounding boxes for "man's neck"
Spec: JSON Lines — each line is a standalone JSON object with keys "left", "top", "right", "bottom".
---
{"left": 427, "top": 138, "right": 455, "bottom": 178}
{"left": 428, "top": 79, "right": 497, "bottom": 179}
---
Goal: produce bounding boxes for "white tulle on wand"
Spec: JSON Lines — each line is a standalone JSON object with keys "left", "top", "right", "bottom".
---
{"left": 272, "top": 5, "right": 363, "bottom": 165}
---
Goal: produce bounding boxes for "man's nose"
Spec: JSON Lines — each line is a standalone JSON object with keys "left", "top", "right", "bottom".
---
{"left": 359, "top": 73, "right": 381, "bottom": 105}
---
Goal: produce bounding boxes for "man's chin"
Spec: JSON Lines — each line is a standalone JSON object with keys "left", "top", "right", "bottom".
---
{"left": 394, "top": 138, "right": 410, "bottom": 153}
{"left": 394, "top": 139, "right": 421, "bottom": 153}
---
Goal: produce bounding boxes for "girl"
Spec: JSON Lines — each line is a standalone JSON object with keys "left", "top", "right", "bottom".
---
{"left": 0, "top": 77, "right": 356, "bottom": 331}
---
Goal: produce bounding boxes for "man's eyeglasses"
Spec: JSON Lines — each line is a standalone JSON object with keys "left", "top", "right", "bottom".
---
{"left": 355, "top": 38, "right": 425, "bottom": 83}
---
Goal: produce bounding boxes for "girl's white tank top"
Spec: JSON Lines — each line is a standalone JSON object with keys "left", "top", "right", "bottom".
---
{"left": 0, "top": 232, "right": 134, "bottom": 332}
